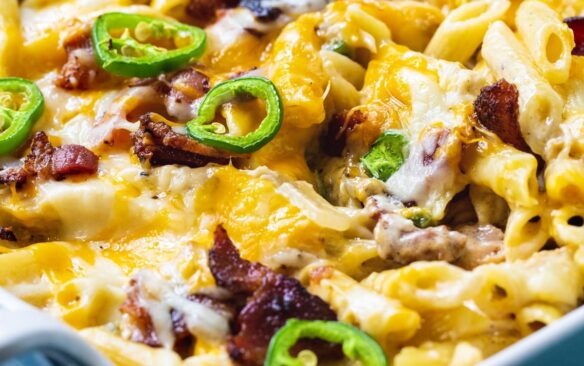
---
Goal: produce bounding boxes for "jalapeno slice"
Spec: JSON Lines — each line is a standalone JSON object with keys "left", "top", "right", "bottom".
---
{"left": 0, "top": 78, "right": 44, "bottom": 156}
{"left": 265, "top": 319, "right": 388, "bottom": 366}
{"left": 186, "top": 76, "right": 283, "bottom": 154}
{"left": 361, "top": 130, "right": 408, "bottom": 182}
{"left": 91, "top": 12, "right": 206, "bottom": 77}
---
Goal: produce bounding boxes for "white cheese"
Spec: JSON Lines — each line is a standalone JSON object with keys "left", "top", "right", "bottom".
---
{"left": 205, "top": 8, "right": 289, "bottom": 54}
{"left": 134, "top": 270, "right": 230, "bottom": 348}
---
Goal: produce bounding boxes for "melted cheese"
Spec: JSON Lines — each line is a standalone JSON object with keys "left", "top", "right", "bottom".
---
{"left": 2, "top": 1, "right": 584, "bottom": 365}
{"left": 131, "top": 270, "right": 230, "bottom": 346}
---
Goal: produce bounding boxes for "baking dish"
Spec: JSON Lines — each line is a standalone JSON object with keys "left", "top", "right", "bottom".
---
{"left": 1, "top": 283, "right": 583, "bottom": 366}
{"left": 0, "top": 288, "right": 111, "bottom": 366}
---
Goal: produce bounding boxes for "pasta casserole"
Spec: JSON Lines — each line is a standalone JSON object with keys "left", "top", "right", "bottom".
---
{"left": 1, "top": 0, "right": 584, "bottom": 365}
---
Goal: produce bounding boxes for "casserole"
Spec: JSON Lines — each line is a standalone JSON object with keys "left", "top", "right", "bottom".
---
{"left": 1, "top": 0, "right": 584, "bottom": 365}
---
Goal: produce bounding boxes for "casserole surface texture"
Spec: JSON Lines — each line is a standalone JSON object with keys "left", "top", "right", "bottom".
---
{"left": 1, "top": 0, "right": 584, "bottom": 365}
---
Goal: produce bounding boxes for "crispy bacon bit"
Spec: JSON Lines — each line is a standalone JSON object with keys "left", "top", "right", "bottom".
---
{"left": 55, "top": 31, "right": 101, "bottom": 90}
{"left": 0, "top": 227, "right": 16, "bottom": 242}
{"left": 0, "top": 132, "right": 99, "bottom": 187}
{"left": 565, "top": 17, "right": 584, "bottom": 55}
{"left": 120, "top": 279, "right": 162, "bottom": 348}
{"left": 23, "top": 131, "right": 55, "bottom": 179}
{"left": 131, "top": 114, "right": 233, "bottom": 168}
{"left": 168, "top": 69, "right": 210, "bottom": 104}
{"left": 474, "top": 79, "right": 531, "bottom": 152}
{"left": 210, "top": 226, "right": 338, "bottom": 366}
{"left": 209, "top": 226, "right": 272, "bottom": 294}
{"left": 163, "top": 69, "right": 210, "bottom": 121}
{"left": 321, "top": 110, "right": 365, "bottom": 156}
{"left": 0, "top": 167, "right": 29, "bottom": 186}
{"left": 187, "top": 0, "right": 240, "bottom": 26}
{"left": 170, "top": 310, "right": 196, "bottom": 359}
{"left": 52, "top": 145, "right": 99, "bottom": 179}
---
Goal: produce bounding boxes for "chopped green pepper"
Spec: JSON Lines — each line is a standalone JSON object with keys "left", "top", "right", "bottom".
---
{"left": 402, "top": 207, "right": 433, "bottom": 228}
{"left": 361, "top": 130, "right": 408, "bottom": 181}
{"left": 264, "top": 319, "right": 388, "bottom": 366}
{"left": 323, "top": 40, "right": 352, "bottom": 58}
{"left": 92, "top": 12, "right": 206, "bottom": 77}
{"left": 186, "top": 77, "right": 283, "bottom": 154}
{"left": 0, "top": 78, "right": 44, "bottom": 156}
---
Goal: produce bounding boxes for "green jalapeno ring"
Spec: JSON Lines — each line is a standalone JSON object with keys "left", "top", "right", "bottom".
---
{"left": 186, "top": 77, "right": 283, "bottom": 154}
{"left": 92, "top": 12, "right": 206, "bottom": 78}
{"left": 264, "top": 319, "right": 388, "bottom": 366}
{"left": 0, "top": 78, "right": 44, "bottom": 156}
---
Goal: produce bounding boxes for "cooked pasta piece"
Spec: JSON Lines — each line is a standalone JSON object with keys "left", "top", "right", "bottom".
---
{"left": 551, "top": 205, "right": 584, "bottom": 247}
{"left": 320, "top": 49, "right": 365, "bottom": 110}
{"left": 2, "top": 1, "right": 584, "bottom": 365}
{"left": 473, "top": 248, "right": 583, "bottom": 317}
{"left": 472, "top": 264, "right": 527, "bottom": 318}
{"left": 81, "top": 327, "right": 183, "bottom": 366}
{"left": 462, "top": 139, "right": 539, "bottom": 209}
{"left": 425, "top": 0, "right": 510, "bottom": 63}
{"left": 307, "top": 266, "right": 421, "bottom": 344}
{"left": 504, "top": 203, "right": 550, "bottom": 260}
{"left": 469, "top": 185, "right": 510, "bottom": 228}
{"left": 545, "top": 158, "right": 584, "bottom": 204}
{"left": 516, "top": 303, "right": 563, "bottom": 336}
{"left": 54, "top": 261, "right": 126, "bottom": 328}
{"left": 515, "top": 1, "right": 575, "bottom": 84}
{"left": 363, "top": 261, "right": 476, "bottom": 311}
{"left": 482, "top": 21, "right": 564, "bottom": 156}
{"left": 394, "top": 341, "right": 483, "bottom": 366}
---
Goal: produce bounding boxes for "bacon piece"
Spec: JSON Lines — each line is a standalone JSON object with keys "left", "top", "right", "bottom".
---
{"left": 23, "top": 131, "right": 55, "bottom": 179}
{"left": 474, "top": 79, "right": 531, "bottom": 152}
{"left": 0, "top": 168, "right": 28, "bottom": 186}
{"left": 209, "top": 226, "right": 272, "bottom": 294}
{"left": 169, "top": 69, "right": 210, "bottom": 103}
{"left": 169, "top": 310, "right": 196, "bottom": 359}
{"left": 164, "top": 69, "right": 210, "bottom": 121}
{"left": 55, "top": 31, "right": 101, "bottom": 90}
{"left": 131, "top": 114, "right": 233, "bottom": 168}
{"left": 0, "top": 132, "right": 99, "bottom": 187}
{"left": 120, "top": 278, "right": 162, "bottom": 348}
{"left": 52, "top": 145, "right": 99, "bottom": 179}
{"left": 187, "top": 0, "right": 240, "bottom": 26}
{"left": 229, "top": 274, "right": 339, "bottom": 365}
{"left": 321, "top": 111, "right": 365, "bottom": 156}
{"left": 209, "top": 226, "right": 339, "bottom": 366}
{"left": 0, "top": 227, "right": 16, "bottom": 242}
{"left": 565, "top": 17, "right": 584, "bottom": 55}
